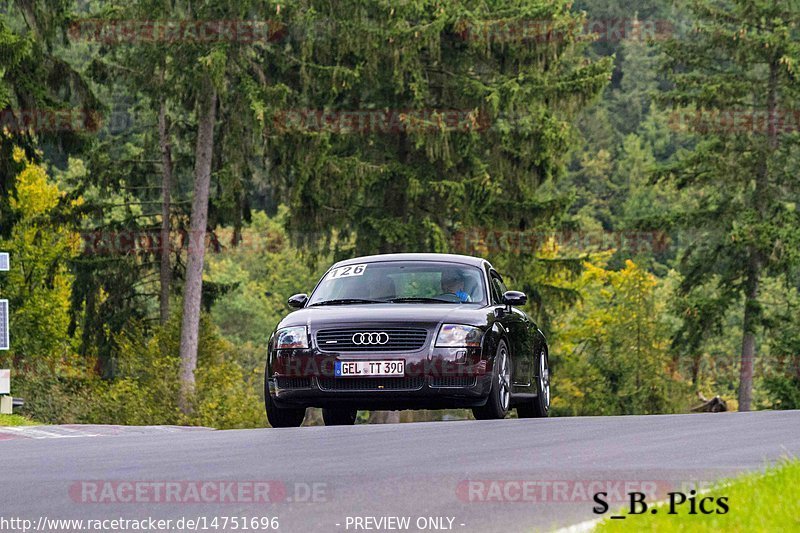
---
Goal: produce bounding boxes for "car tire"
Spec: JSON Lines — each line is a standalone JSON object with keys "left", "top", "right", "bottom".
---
{"left": 322, "top": 408, "right": 358, "bottom": 426}
{"left": 472, "top": 341, "right": 512, "bottom": 420}
{"left": 517, "top": 348, "right": 550, "bottom": 418}
{"left": 265, "top": 386, "right": 306, "bottom": 428}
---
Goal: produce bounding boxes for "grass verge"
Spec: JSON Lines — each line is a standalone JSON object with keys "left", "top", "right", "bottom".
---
{"left": 595, "top": 459, "right": 800, "bottom": 532}
{"left": 0, "top": 413, "right": 41, "bottom": 426}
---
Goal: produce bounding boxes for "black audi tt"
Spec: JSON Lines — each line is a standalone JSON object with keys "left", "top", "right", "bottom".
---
{"left": 265, "top": 253, "right": 550, "bottom": 427}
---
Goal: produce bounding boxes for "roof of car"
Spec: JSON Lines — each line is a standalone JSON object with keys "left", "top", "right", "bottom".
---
{"left": 332, "top": 253, "right": 491, "bottom": 269}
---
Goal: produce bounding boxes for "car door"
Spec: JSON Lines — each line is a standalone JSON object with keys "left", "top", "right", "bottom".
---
{"left": 488, "top": 269, "right": 533, "bottom": 387}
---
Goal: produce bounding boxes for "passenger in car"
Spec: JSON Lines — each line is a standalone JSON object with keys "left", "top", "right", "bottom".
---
{"left": 370, "top": 275, "right": 397, "bottom": 300}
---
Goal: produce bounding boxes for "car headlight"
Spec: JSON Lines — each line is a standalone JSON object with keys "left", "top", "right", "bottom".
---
{"left": 435, "top": 324, "right": 483, "bottom": 347}
{"left": 275, "top": 326, "right": 309, "bottom": 349}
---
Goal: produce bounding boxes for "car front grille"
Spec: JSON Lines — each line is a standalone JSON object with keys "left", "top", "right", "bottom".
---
{"left": 317, "top": 376, "right": 425, "bottom": 391}
{"left": 275, "top": 377, "right": 312, "bottom": 389}
{"left": 315, "top": 328, "right": 429, "bottom": 352}
{"left": 429, "top": 376, "right": 478, "bottom": 388}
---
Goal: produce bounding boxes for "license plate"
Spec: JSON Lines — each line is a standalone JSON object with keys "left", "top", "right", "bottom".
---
{"left": 335, "top": 360, "right": 404, "bottom": 377}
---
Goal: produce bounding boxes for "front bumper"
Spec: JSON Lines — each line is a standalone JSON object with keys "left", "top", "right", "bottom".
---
{"left": 268, "top": 345, "right": 493, "bottom": 410}
{"left": 269, "top": 374, "right": 493, "bottom": 409}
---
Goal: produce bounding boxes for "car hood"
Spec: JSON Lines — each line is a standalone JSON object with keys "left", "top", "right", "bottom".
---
{"left": 277, "top": 303, "right": 493, "bottom": 330}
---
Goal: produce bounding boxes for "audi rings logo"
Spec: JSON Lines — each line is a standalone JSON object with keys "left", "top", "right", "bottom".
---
{"left": 352, "top": 332, "right": 390, "bottom": 345}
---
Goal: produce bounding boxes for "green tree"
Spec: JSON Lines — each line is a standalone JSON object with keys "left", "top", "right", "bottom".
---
{"left": 206, "top": 208, "right": 326, "bottom": 372}
{"left": 83, "top": 0, "right": 295, "bottom": 411}
{"left": 0, "top": 147, "right": 81, "bottom": 375}
{"left": 275, "top": 1, "right": 611, "bottom": 332}
{"left": 0, "top": 0, "right": 99, "bottom": 240}
{"left": 552, "top": 257, "right": 688, "bottom": 415}
{"left": 306, "top": 1, "right": 608, "bottom": 246}
{"left": 659, "top": 0, "right": 800, "bottom": 410}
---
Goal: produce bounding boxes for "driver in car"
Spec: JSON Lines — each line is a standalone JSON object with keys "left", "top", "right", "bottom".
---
{"left": 441, "top": 270, "right": 472, "bottom": 302}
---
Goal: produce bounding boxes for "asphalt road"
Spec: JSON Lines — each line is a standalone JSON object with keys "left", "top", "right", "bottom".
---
{"left": 1, "top": 411, "right": 799, "bottom": 533}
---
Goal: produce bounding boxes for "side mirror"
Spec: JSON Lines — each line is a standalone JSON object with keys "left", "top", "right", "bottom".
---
{"left": 502, "top": 290, "right": 527, "bottom": 307}
{"left": 287, "top": 293, "right": 308, "bottom": 308}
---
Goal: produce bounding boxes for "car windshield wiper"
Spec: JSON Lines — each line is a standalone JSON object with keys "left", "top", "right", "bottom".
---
{"left": 387, "top": 297, "right": 456, "bottom": 304}
{"left": 309, "top": 298, "right": 385, "bottom": 306}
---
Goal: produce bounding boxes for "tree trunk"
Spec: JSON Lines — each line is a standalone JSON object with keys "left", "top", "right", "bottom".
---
{"left": 179, "top": 79, "right": 217, "bottom": 414}
{"left": 738, "top": 267, "right": 759, "bottom": 411}
{"left": 158, "top": 98, "right": 173, "bottom": 325}
{"left": 690, "top": 353, "right": 701, "bottom": 386}
{"left": 738, "top": 56, "right": 778, "bottom": 412}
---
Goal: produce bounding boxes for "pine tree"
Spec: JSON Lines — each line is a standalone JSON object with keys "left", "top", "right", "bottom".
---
{"left": 276, "top": 0, "right": 612, "bottom": 327}
{"left": 659, "top": 0, "right": 800, "bottom": 410}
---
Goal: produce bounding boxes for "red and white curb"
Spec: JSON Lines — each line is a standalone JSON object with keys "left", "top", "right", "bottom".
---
{"left": 0, "top": 425, "right": 212, "bottom": 441}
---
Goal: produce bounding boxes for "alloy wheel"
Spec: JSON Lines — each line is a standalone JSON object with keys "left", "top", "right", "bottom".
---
{"left": 498, "top": 348, "right": 511, "bottom": 411}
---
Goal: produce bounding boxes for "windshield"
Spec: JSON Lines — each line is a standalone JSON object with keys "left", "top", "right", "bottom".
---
{"left": 308, "top": 261, "right": 487, "bottom": 305}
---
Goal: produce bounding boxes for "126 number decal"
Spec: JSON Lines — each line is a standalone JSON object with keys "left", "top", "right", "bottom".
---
{"left": 327, "top": 264, "right": 367, "bottom": 279}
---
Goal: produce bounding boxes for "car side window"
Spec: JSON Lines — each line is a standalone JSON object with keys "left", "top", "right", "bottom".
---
{"left": 489, "top": 271, "right": 508, "bottom": 304}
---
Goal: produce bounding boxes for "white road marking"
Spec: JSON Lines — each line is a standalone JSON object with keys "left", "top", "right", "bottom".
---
{"left": 0, "top": 425, "right": 213, "bottom": 441}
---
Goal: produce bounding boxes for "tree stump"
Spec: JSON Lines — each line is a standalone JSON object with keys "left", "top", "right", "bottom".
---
{"left": 691, "top": 394, "right": 728, "bottom": 413}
